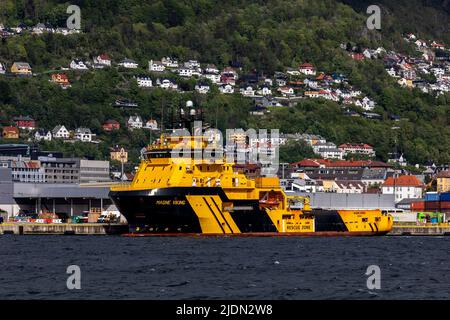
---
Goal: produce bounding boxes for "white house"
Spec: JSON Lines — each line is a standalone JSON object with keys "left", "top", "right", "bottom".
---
{"left": 127, "top": 115, "right": 143, "bottom": 130}
{"left": 0, "top": 62, "right": 5, "bottom": 74}
{"left": 136, "top": 76, "right": 153, "bottom": 88}
{"left": 94, "top": 54, "right": 112, "bottom": 66}
{"left": 240, "top": 86, "right": 255, "bottom": 97}
{"left": 219, "top": 84, "right": 234, "bottom": 94}
{"left": 177, "top": 67, "right": 194, "bottom": 77}
{"left": 338, "top": 143, "right": 375, "bottom": 157}
{"left": 203, "top": 73, "right": 221, "bottom": 84}
{"left": 149, "top": 60, "right": 165, "bottom": 72}
{"left": 299, "top": 63, "right": 316, "bottom": 75}
{"left": 34, "top": 129, "right": 52, "bottom": 142}
{"left": 257, "top": 87, "right": 272, "bottom": 96}
{"left": 195, "top": 84, "right": 210, "bottom": 94}
{"left": 381, "top": 175, "right": 425, "bottom": 203}
{"left": 75, "top": 127, "right": 93, "bottom": 142}
{"left": 70, "top": 59, "right": 88, "bottom": 70}
{"left": 158, "top": 79, "right": 178, "bottom": 90}
{"left": 161, "top": 57, "right": 178, "bottom": 68}
{"left": 278, "top": 86, "right": 294, "bottom": 96}
{"left": 144, "top": 119, "right": 158, "bottom": 130}
{"left": 185, "top": 60, "right": 200, "bottom": 69}
{"left": 205, "top": 64, "right": 219, "bottom": 74}
{"left": 118, "top": 58, "right": 138, "bottom": 69}
{"left": 52, "top": 125, "right": 70, "bottom": 139}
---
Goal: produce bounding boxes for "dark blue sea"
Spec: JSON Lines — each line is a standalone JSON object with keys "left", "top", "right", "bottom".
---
{"left": 0, "top": 236, "right": 449, "bottom": 299}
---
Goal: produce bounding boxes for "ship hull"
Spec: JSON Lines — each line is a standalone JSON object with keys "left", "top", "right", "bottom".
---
{"left": 109, "top": 187, "right": 389, "bottom": 236}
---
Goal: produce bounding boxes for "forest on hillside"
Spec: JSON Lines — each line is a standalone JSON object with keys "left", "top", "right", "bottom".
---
{"left": 0, "top": 0, "right": 449, "bottom": 167}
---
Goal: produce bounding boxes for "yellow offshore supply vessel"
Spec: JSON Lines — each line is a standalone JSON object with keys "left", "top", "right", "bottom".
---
{"left": 109, "top": 102, "right": 393, "bottom": 236}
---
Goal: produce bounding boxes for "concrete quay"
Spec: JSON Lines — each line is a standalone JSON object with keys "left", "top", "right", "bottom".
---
{"left": 389, "top": 223, "right": 450, "bottom": 236}
{"left": 0, "top": 223, "right": 128, "bottom": 235}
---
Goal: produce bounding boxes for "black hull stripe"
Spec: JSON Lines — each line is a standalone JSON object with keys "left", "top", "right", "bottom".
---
{"left": 210, "top": 197, "right": 234, "bottom": 234}
{"left": 202, "top": 197, "right": 225, "bottom": 233}
{"left": 369, "top": 223, "right": 374, "bottom": 232}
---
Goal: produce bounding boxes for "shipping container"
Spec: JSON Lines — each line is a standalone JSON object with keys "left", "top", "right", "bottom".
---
{"left": 391, "top": 212, "right": 417, "bottom": 223}
{"left": 440, "top": 193, "right": 450, "bottom": 202}
{"left": 425, "top": 192, "right": 440, "bottom": 202}
{"left": 411, "top": 201, "right": 425, "bottom": 211}
{"left": 425, "top": 201, "right": 440, "bottom": 211}
{"left": 440, "top": 201, "right": 450, "bottom": 209}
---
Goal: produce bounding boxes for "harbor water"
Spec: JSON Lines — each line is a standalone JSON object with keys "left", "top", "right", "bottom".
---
{"left": 0, "top": 236, "right": 449, "bottom": 299}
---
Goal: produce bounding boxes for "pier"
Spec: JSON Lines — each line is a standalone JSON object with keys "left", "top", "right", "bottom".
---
{"left": 0, "top": 223, "right": 128, "bottom": 235}
{"left": 389, "top": 223, "right": 450, "bottom": 236}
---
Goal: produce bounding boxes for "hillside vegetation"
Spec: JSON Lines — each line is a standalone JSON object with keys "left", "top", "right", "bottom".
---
{"left": 0, "top": 0, "right": 449, "bottom": 166}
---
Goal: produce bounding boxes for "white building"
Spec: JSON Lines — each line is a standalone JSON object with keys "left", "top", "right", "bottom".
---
{"left": 52, "top": 125, "right": 70, "bottom": 139}
{"left": 149, "top": 60, "right": 165, "bottom": 72}
{"left": 0, "top": 62, "right": 5, "bottom": 74}
{"left": 70, "top": 59, "right": 88, "bottom": 70}
{"left": 158, "top": 79, "right": 178, "bottom": 90}
{"left": 195, "top": 84, "right": 210, "bottom": 94}
{"left": 118, "top": 58, "right": 138, "bottom": 69}
{"left": 75, "top": 128, "right": 93, "bottom": 142}
{"left": 177, "top": 67, "right": 194, "bottom": 77}
{"left": 219, "top": 84, "right": 234, "bottom": 94}
{"left": 34, "top": 129, "right": 52, "bottom": 142}
{"left": 94, "top": 54, "right": 112, "bottom": 66}
{"left": 338, "top": 143, "right": 376, "bottom": 157}
{"left": 381, "top": 175, "right": 425, "bottom": 203}
{"left": 144, "top": 119, "right": 158, "bottom": 130}
{"left": 127, "top": 115, "right": 143, "bottom": 130}
{"left": 203, "top": 73, "right": 221, "bottom": 84}
{"left": 136, "top": 76, "right": 153, "bottom": 88}
{"left": 161, "top": 57, "right": 178, "bottom": 68}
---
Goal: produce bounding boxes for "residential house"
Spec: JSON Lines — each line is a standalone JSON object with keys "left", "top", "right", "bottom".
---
{"left": 177, "top": 67, "right": 194, "bottom": 77}
{"left": 185, "top": 60, "right": 200, "bottom": 69}
{"left": 149, "top": 60, "right": 165, "bottom": 72}
{"left": 286, "top": 67, "right": 301, "bottom": 76}
{"left": 2, "top": 126, "right": 19, "bottom": 139}
{"left": 0, "top": 62, "right": 5, "bottom": 74}
{"left": 102, "top": 120, "right": 120, "bottom": 131}
{"left": 93, "top": 54, "right": 112, "bottom": 67}
{"left": 34, "top": 129, "right": 52, "bottom": 142}
{"left": 70, "top": 59, "right": 88, "bottom": 70}
{"left": 110, "top": 146, "right": 128, "bottom": 163}
{"left": 219, "top": 84, "right": 234, "bottom": 94}
{"left": 75, "top": 128, "right": 93, "bottom": 142}
{"left": 257, "top": 86, "right": 272, "bottom": 96}
{"left": 205, "top": 64, "right": 219, "bottom": 74}
{"left": 382, "top": 175, "right": 425, "bottom": 203}
{"left": 11, "top": 62, "right": 32, "bottom": 76}
{"left": 203, "top": 73, "right": 221, "bottom": 84}
{"left": 437, "top": 170, "right": 450, "bottom": 193}
{"left": 195, "top": 83, "right": 210, "bottom": 94}
{"left": 13, "top": 116, "right": 36, "bottom": 130}
{"left": 278, "top": 86, "right": 294, "bottom": 97}
{"left": 161, "top": 57, "right": 178, "bottom": 68}
{"left": 127, "top": 115, "right": 143, "bottom": 130}
{"left": 338, "top": 143, "right": 376, "bottom": 157}
{"left": 51, "top": 73, "right": 71, "bottom": 88}
{"left": 144, "top": 119, "right": 158, "bottom": 130}
{"left": 136, "top": 76, "right": 153, "bottom": 88}
{"left": 312, "top": 142, "right": 344, "bottom": 160}
{"left": 298, "top": 63, "right": 316, "bottom": 75}
{"left": 52, "top": 125, "right": 70, "bottom": 139}
{"left": 221, "top": 67, "right": 238, "bottom": 85}
{"left": 118, "top": 58, "right": 138, "bottom": 69}
{"left": 333, "top": 181, "right": 366, "bottom": 194}
{"left": 240, "top": 86, "right": 255, "bottom": 97}
{"left": 158, "top": 79, "right": 178, "bottom": 90}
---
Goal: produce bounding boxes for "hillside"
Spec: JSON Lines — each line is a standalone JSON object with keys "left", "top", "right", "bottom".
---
{"left": 0, "top": 0, "right": 449, "bottom": 167}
